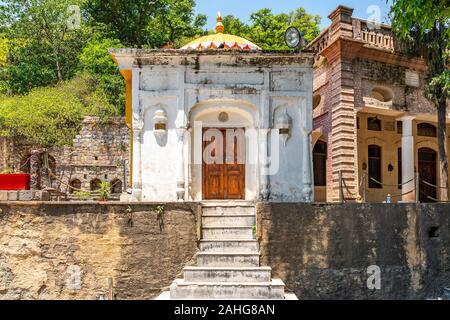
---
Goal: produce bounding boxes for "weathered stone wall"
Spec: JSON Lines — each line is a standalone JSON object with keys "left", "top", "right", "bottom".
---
{"left": 0, "top": 202, "right": 199, "bottom": 300}
{"left": 1, "top": 202, "right": 448, "bottom": 300}
{"left": 54, "top": 117, "right": 130, "bottom": 197}
{"left": 257, "top": 203, "right": 450, "bottom": 300}
{"left": 0, "top": 117, "right": 130, "bottom": 197}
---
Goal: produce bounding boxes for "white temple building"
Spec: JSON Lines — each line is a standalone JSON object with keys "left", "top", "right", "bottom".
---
{"left": 110, "top": 14, "right": 315, "bottom": 202}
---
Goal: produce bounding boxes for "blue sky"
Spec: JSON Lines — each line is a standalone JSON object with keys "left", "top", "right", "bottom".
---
{"left": 195, "top": 0, "right": 392, "bottom": 31}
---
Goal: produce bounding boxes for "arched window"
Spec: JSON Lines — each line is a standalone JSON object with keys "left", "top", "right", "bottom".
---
{"left": 90, "top": 179, "right": 102, "bottom": 192}
{"left": 110, "top": 179, "right": 123, "bottom": 194}
{"left": 367, "top": 117, "right": 382, "bottom": 131}
{"left": 313, "top": 141, "right": 327, "bottom": 186}
{"left": 313, "top": 95, "right": 322, "bottom": 110}
{"left": 69, "top": 179, "right": 81, "bottom": 194}
{"left": 368, "top": 145, "right": 382, "bottom": 189}
{"left": 371, "top": 86, "right": 393, "bottom": 102}
{"left": 417, "top": 123, "right": 437, "bottom": 137}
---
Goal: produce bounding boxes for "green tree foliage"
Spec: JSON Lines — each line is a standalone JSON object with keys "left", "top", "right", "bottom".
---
{"left": 0, "top": 85, "right": 84, "bottom": 148}
{"left": 146, "top": 0, "right": 207, "bottom": 48}
{"left": 78, "top": 37, "right": 125, "bottom": 114}
{"left": 0, "top": 0, "right": 88, "bottom": 93}
{"left": 85, "top": 0, "right": 162, "bottom": 47}
{"left": 86, "top": 0, "right": 206, "bottom": 48}
{"left": 222, "top": 15, "right": 250, "bottom": 37}
{"left": 220, "top": 8, "right": 321, "bottom": 50}
{"left": 0, "top": 73, "right": 120, "bottom": 148}
{"left": 0, "top": 34, "right": 9, "bottom": 93}
{"left": 390, "top": 0, "right": 450, "bottom": 199}
{"left": 0, "top": 34, "right": 7, "bottom": 67}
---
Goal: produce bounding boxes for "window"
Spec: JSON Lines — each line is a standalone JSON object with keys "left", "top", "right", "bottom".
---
{"left": 367, "top": 117, "right": 382, "bottom": 131}
{"left": 368, "top": 145, "right": 382, "bottom": 188}
{"left": 371, "top": 86, "right": 393, "bottom": 102}
{"left": 397, "top": 148, "right": 402, "bottom": 189}
{"left": 69, "top": 179, "right": 81, "bottom": 194}
{"left": 313, "top": 95, "right": 322, "bottom": 109}
{"left": 90, "top": 179, "right": 102, "bottom": 192}
{"left": 417, "top": 123, "right": 437, "bottom": 137}
{"left": 397, "top": 121, "right": 403, "bottom": 134}
{"left": 313, "top": 141, "right": 327, "bottom": 186}
{"left": 110, "top": 179, "right": 123, "bottom": 194}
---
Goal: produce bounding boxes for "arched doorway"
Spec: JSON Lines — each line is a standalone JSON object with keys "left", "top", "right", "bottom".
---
{"left": 202, "top": 127, "right": 246, "bottom": 200}
{"left": 110, "top": 179, "right": 123, "bottom": 194}
{"left": 418, "top": 147, "right": 437, "bottom": 202}
{"left": 69, "top": 179, "right": 81, "bottom": 194}
{"left": 313, "top": 140, "right": 327, "bottom": 202}
{"left": 90, "top": 179, "right": 102, "bottom": 192}
{"left": 188, "top": 99, "right": 257, "bottom": 201}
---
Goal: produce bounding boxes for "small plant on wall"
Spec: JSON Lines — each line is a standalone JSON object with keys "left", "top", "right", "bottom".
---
{"left": 98, "top": 181, "right": 110, "bottom": 202}
{"left": 1, "top": 167, "right": 20, "bottom": 174}
{"left": 74, "top": 191, "right": 91, "bottom": 200}
{"left": 155, "top": 205, "right": 165, "bottom": 232}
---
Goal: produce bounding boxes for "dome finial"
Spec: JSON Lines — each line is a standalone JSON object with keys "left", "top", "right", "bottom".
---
{"left": 216, "top": 11, "right": 224, "bottom": 33}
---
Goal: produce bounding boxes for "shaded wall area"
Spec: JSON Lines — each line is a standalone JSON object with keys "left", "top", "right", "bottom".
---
{"left": 0, "top": 202, "right": 199, "bottom": 299}
{"left": 257, "top": 203, "right": 450, "bottom": 300}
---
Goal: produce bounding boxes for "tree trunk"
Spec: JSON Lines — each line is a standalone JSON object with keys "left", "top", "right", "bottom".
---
{"left": 437, "top": 98, "right": 449, "bottom": 201}
{"left": 55, "top": 59, "right": 63, "bottom": 82}
{"left": 29, "top": 149, "right": 42, "bottom": 190}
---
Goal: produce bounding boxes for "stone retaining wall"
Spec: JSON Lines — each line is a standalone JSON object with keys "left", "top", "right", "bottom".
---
{"left": 0, "top": 202, "right": 199, "bottom": 299}
{"left": 257, "top": 203, "right": 450, "bottom": 300}
{"left": 1, "top": 202, "right": 449, "bottom": 300}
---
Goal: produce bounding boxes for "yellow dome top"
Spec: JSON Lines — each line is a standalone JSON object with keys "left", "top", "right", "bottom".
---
{"left": 181, "top": 12, "right": 261, "bottom": 50}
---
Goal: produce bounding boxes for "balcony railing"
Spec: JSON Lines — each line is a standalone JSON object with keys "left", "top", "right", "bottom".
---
{"left": 308, "top": 18, "right": 408, "bottom": 59}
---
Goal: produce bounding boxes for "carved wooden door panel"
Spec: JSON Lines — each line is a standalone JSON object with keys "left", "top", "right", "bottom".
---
{"left": 202, "top": 128, "right": 245, "bottom": 200}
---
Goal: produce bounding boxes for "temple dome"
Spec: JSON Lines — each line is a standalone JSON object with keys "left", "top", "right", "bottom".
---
{"left": 180, "top": 12, "right": 261, "bottom": 51}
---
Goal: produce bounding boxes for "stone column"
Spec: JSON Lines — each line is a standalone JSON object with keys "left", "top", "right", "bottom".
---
{"left": 176, "top": 127, "right": 187, "bottom": 200}
{"left": 131, "top": 121, "right": 143, "bottom": 202}
{"left": 399, "top": 116, "right": 416, "bottom": 202}
{"left": 259, "top": 128, "right": 270, "bottom": 201}
{"left": 29, "top": 150, "right": 41, "bottom": 190}
{"left": 301, "top": 128, "right": 313, "bottom": 202}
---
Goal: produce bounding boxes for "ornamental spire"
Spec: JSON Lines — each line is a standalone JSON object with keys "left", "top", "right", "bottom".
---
{"left": 216, "top": 12, "right": 224, "bottom": 33}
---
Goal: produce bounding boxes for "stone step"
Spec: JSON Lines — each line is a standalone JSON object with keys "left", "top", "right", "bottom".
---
{"left": 183, "top": 266, "right": 272, "bottom": 283}
{"left": 170, "top": 278, "right": 285, "bottom": 300}
{"left": 199, "top": 240, "right": 259, "bottom": 252}
{"left": 202, "top": 214, "right": 255, "bottom": 227}
{"left": 196, "top": 252, "right": 260, "bottom": 267}
{"left": 201, "top": 206, "right": 255, "bottom": 216}
{"left": 200, "top": 201, "right": 254, "bottom": 207}
{"left": 202, "top": 226, "right": 254, "bottom": 240}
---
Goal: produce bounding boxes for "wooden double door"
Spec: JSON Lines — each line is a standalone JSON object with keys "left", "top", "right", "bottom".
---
{"left": 202, "top": 128, "right": 245, "bottom": 200}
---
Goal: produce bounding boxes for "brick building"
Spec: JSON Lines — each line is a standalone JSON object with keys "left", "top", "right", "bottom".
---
{"left": 309, "top": 6, "right": 450, "bottom": 203}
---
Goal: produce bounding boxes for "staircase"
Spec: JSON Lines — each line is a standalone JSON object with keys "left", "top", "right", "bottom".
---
{"left": 167, "top": 202, "right": 290, "bottom": 300}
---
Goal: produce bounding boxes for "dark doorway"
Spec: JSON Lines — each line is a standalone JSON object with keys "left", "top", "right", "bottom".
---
{"left": 418, "top": 148, "right": 437, "bottom": 202}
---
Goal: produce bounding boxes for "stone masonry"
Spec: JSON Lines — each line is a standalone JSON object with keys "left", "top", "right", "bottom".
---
{"left": 0, "top": 117, "right": 130, "bottom": 198}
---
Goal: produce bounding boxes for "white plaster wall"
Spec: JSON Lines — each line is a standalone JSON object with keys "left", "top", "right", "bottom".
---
{"left": 141, "top": 99, "right": 179, "bottom": 201}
